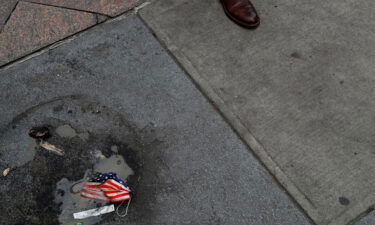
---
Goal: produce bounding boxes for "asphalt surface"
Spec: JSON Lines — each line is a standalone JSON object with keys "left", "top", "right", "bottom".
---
{"left": 0, "top": 15, "right": 312, "bottom": 225}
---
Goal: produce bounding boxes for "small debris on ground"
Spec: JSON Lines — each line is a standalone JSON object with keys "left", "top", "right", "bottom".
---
{"left": 28, "top": 126, "right": 64, "bottom": 156}
{"left": 78, "top": 172, "right": 133, "bottom": 217}
{"left": 73, "top": 204, "right": 115, "bottom": 219}
{"left": 3, "top": 168, "right": 10, "bottom": 177}
{"left": 28, "top": 126, "right": 50, "bottom": 140}
{"left": 92, "top": 109, "right": 101, "bottom": 114}
{"left": 93, "top": 150, "right": 106, "bottom": 159}
{"left": 40, "top": 141, "right": 64, "bottom": 156}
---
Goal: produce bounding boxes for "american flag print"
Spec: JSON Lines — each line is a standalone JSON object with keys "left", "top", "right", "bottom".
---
{"left": 80, "top": 172, "right": 132, "bottom": 203}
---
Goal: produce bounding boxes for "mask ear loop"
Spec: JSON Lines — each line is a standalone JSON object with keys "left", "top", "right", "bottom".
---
{"left": 70, "top": 172, "right": 92, "bottom": 194}
{"left": 70, "top": 179, "right": 85, "bottom": 194}
{"left": 116, "top": 198, "right": 132, "bottom": 217}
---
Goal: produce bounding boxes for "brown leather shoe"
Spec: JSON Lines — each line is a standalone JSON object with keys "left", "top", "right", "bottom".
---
{"left": 220, "top": 0, "right": 260, "bottom": 28}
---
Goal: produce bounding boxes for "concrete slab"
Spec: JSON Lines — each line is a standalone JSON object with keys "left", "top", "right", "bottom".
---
{"left": 27, "top": 0, "right": 142, "bottom": 16}
{"left": 0, "top": 1, "right": 101, "bottom": 66}
{"left": 140, "top": 1, "right": 375, "bottom": 224}
{"left": 356, "top": 211, "right": 375, "bottom": 225}
{"left": 0, "top": 0, "right": 18, "bottom": 30}
{"left": 0, "top": 15, "right": 311, "bottom": 225}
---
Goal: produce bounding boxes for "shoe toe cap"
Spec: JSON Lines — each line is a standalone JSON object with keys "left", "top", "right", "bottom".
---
{"left": 242, "top": 14, "right": 259, "bottom": 26}
{"left": 232, "top": 9, "right": 260, "bottom": 27}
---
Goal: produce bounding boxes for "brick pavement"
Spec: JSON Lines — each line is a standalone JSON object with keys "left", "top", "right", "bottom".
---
{"left": 0, "top": 0, "right": 141, "bottom": 66}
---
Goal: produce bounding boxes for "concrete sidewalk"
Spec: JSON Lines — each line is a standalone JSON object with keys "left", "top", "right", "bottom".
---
{"left": 140, "top": 0, "right": 375, "bottom": 224}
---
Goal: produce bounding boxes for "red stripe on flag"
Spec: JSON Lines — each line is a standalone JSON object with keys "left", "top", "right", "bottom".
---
{"left": 110, "top": 195, "right": 131, "bottom": 202}
{"left": 105, "top": 192, "right": 130, "bottom": 199}
{"left": 100, "top": 185, "right": 117, "bottom": 191}
{"left": 80, "top": 193, "right": 110, "bottom": 202}
{"left": 81, "top": 188, "right": 106, "bottom": 197}
{"left": 105, "top": 180, "right": 130, "bottom": 191}
{"left": 84, "top": 184, "right": 102, "bottom": 189}
{"left": 80, "top": 189, "right": 110, "bottom": 202}
{"left": 103, "top": 190, "right": 129, "bottom": 194}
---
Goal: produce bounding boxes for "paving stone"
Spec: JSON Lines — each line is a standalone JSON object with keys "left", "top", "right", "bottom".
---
{"left": 356, "top": 211, "right": 375, "bottom": 225}
{"left": 0, "top": 0, "right": 18, "bottom": 28}
{"left": 0, "top": 1, "right": 101, "bottom": 66}
{"left": 27, "top": 0, "right": 142, "bottom": 16}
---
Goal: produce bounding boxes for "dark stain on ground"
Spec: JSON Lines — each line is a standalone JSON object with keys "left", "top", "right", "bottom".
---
{"left": 339, "top": 196, "right": 350, "bottom": 206}
{"left": 85, "top": 43, "right": 114, "bottom": 57}
{"left": 65, "top": 58, "right": 95, "bottom": 77}
{"left": 53, "top": 104, "right": 64, "bottom": 113}
{"left": 291, "top": 51, "right": 302, "bottom": 59}
{"left": 0, "top": 96, "right": 166, "bottom": 225}
{"left": 9, "top": 95, "right": 83, "bottom": 125}
{"left": 0, "top": 133, "right": 122, "bottom": 224}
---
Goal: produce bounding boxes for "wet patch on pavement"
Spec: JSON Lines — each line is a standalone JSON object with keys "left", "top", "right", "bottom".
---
{"left": 0, "top": 96, "right": 157, "bottom": 224}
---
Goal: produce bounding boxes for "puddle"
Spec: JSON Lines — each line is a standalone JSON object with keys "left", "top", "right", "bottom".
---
{"left": 55, "top": 124, "right": 77, "bottom": 138}
{"left": 111, "top": 145, "right": 119, "bottom": 153}
{"left": 94, "top": 151, "right": 134, "bottom": 179}
{"left": 55, "top": 177, "right": 102, "bottom": 225}
{"left": 55, "top": 153, "right": 134, "bottom": 225}
{"left": 55, "top": 124, "right": 89, "bottom": 141}
{"left": 0, "top": 96, "right": 144, "bottom": 224}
